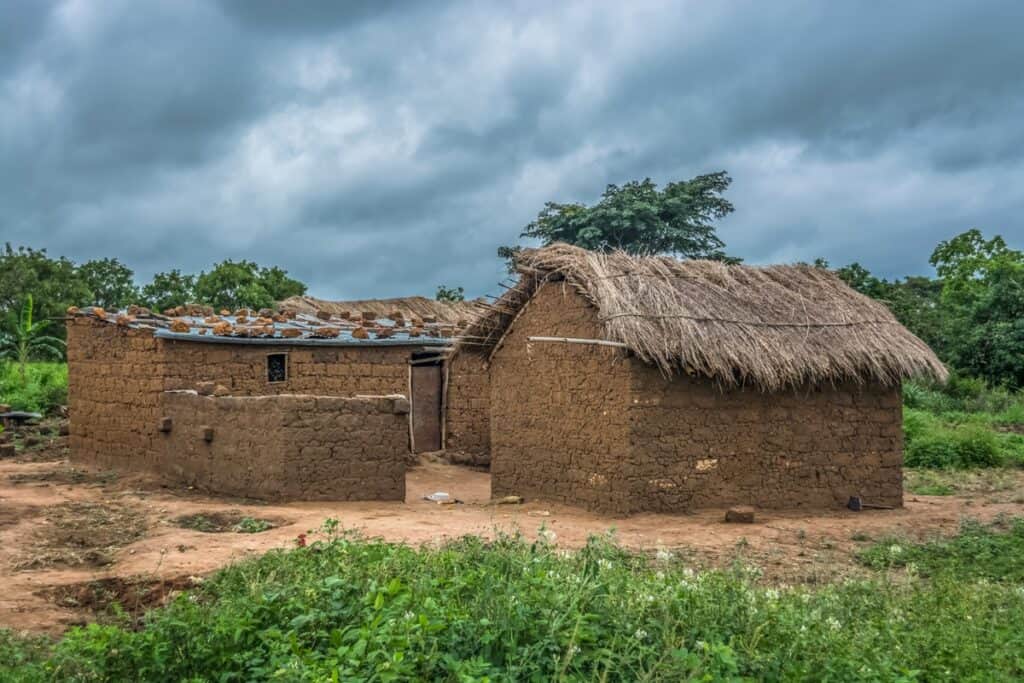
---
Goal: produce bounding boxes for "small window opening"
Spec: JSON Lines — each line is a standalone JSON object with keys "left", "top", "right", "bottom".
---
{"left": 267, "top": 353, "right": 288, "bottom": 383}
{"left": 410, "top": 351, "right": 443, "bottom": 367}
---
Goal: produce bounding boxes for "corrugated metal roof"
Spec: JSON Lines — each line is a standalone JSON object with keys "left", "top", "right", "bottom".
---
{"left": 68, "top": 306, "right": 455, "bottom": 348}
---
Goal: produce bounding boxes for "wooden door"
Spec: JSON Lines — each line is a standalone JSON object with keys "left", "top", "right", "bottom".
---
{"left": 411, "top": 363, "right": 442, "bottom": 452}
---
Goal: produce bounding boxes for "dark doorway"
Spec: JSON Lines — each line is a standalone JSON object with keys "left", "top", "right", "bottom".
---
{"left": 410, "top": 353, "right": 443, "bottom": 453}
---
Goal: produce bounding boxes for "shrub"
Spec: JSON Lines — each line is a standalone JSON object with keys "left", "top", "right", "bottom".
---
{"left": 906, "top": 430, "right": 961, "bottom": 468}
{"left": 0, "top": 362, "right": 67, "bottom": 414}
{"left": 2, "top": 528, "right": 1024, "bottom": 681}
{"left": 905, "top": 416, "right": 1004, "bottom": 468}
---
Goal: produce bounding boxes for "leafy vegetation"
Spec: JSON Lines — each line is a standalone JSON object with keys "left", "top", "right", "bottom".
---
{"left": 0, "top": 244, "right": 308, "bottom": 352}
{"left": 234, "top": 516, "right": 273, "bottom": 534}
{"left": 192, "top": 260, "right": 306, "bottom": 312}
{"left": 0, "top": 362, "right": 66, "bottom": 414}
{"left": 174, "top": 512, "right": 275, "bottom": 534}
{"left": 902, "top": 375, "right": 1024, "bottom": 469}
{"left": 904, "top": 468, "right": 1022, "bottom": 499}
{"left": 859, "top": 517, "right": 1024, "bottom": 582}
{"left": 839, "top": 228, "right": 1024, "bottom": 390}
{"left": 0, "top": 296, "right": 65, "bottom": 385}
{"left": 435, "top": 284, "right": 466, "bottom": 302}
{"left": 1, "top": 526, "right": 1022, "bottom": 681}
{"left": 500, "top": 171, "right": 737, "bottom": 271}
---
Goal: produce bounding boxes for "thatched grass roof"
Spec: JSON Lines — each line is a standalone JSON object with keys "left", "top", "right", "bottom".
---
{"left": 280, "top": 295, "right": 479, "bottom": 324}
{"left": 461, "top": 243, "right": 947, "bottom": 390}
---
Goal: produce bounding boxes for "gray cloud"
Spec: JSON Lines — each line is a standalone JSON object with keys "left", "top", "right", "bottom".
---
{"left": 2, "top": 0, "right": 1022, "bottom": 301}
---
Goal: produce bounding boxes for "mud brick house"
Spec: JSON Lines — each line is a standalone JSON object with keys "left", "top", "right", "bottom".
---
{"left": 278, "top": 295, "right": 491, "bottom": 463}
{"left": 458, "top": 243, "right": 948, "bottom": 514}
{"left": 66, "top": 302, "right": 478, "bottom": 500}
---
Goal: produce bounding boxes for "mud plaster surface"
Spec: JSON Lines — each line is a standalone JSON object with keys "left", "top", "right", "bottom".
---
{"left": 489, "top": 282, "right": 904, "bottom": 514}
{"left": 2, "top": 454, "right": 1023, "bottom": 636}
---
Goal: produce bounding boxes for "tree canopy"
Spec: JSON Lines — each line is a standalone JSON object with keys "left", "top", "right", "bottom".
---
{"left": 192, "top": 260, "right": 307, "bottom": 312}
{"left": 78, "top": 257, "right": 138, "bottom": 310}
{"left": 501, "top": 172, "right": 737, "bottom": 269}
{"left": 834, "top": 229, "right": 1024, "bottom": 389}
{"left": 0, "top": 246, "right": 310, "bottom": 354}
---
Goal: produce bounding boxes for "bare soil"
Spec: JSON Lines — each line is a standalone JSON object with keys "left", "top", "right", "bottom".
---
{"left": 1, "top": 436, "right": 1023, "bottom": 635}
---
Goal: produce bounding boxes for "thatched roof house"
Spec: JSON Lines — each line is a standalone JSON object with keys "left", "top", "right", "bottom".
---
{"left": 460, "top": 243, "right": 946, "bottom": 514}
{"left": 463, "top": 243, "right": 946, "bottom": 389}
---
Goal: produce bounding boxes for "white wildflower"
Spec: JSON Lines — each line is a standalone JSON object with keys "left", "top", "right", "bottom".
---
{"left": 764, "top": 588, "right": 780, "bottom": 601}
{"left": 403, "top": 611, "right": 415, "bottom": 621}
{"left": 655, "top": 548, "right": 674, "bottom": 562}
{"left": 888, "top": 544, "right": 903, "bottom": 556}
{"left": 633, "top": 628, "right": 649, "bottom": 640}
{"left": 826, "top": 616, "right": 841, "bottom": 631}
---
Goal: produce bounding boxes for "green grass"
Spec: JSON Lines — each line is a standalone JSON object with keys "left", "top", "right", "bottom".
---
{"left": 902, "top": 376, "right": 1024, "bottom": 469}
{"left": 2, "top": 524, "right": 1024, "bottom": 681}
{"left": 0, "top": 362, "right": 67, "bottom": 414}
{"left": 859, "top": 517, "right": 1024, "bottom": 582}
{"left": 904, "top": 468, "right": 1022, "bottom": 499}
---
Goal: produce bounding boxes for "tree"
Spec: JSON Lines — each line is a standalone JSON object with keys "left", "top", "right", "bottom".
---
{"left": 500, "top": 172, "right": 737, "bottom": 268}
{"left": 193, "top": 260, "right": 307, "bottom": 311}
{"left": 256, "top": 265, "right": 307, "bottom": 301}
{"left": 0, "top": 295, "right": 66, "bottom": 383}
{"left": 930, "top": 229, "right": 1021, "bottom": 305}
{"left": 930, "top": 229, "right": 1024, "bottom": 388}
{"left": 436, "top": 285, "right": 465, "bottom": 302}
{"left": 0, "top": 244, "right": 91, "bottom": 327}
{"left": 140, "top": 270, "right": 197, "bottom": 312}
{"left": 78, "top": 257, "right": 138, "bottom": 309}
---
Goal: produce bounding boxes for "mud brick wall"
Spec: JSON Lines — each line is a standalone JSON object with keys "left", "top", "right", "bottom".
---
{"left": 627, "top": 370, "right": 904, "bottom": 511}
{"left": 158, "top": 392, "right": 409, "bottom": 501}
{"left": 444, "top": 353, "right": 490, "bottom": 466}
{"left": 489, "top": 282, "right": 633, "bottom": 511}
{"left": 161, "top": 342, "right": 412, "bottom": 396}
{"left": 67, "top": 318, "right": 164, "bottom": 471}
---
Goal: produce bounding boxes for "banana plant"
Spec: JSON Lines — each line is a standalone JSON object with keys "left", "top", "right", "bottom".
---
{"left": 0, "top": 295, "right": 66, "bottom": 384}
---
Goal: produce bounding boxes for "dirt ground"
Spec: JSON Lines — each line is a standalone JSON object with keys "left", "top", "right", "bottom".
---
{"left": 2, "top": 435, "right": 1024, "bottom": 635}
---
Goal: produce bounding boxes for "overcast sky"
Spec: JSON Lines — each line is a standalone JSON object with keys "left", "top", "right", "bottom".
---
{"left": 3, "top": 1, "right": 1023, "bottom": 300}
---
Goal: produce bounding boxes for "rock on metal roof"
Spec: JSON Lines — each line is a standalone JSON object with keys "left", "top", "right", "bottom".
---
{"left": 67, "top": 304, "right": 456, "bottom": 347}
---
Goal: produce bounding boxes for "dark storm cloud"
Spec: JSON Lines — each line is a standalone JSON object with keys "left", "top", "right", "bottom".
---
{"left": 2, "top": 0, "right": 1022, "bottom": 301}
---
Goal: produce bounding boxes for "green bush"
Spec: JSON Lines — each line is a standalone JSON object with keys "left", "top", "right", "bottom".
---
{"left": 2, "top": 527, "right": 1024, "bottom": 681}
{"left": 0, "top": 362, "right": 67, "bottom": 414}
{"left": 904, "top": 374, "right": 1023, "bottom": 416}
{"left": 904, "top": 409, "right": 1005, "bottom": 468}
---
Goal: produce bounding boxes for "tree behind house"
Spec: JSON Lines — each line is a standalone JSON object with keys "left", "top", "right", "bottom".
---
{"left": 499, "top": 172, "right": 737, "bottom": 270}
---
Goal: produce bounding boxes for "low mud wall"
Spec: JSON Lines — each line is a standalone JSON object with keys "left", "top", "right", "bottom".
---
{"left": 157, "top": 392, "right": 410, "bottom": 501}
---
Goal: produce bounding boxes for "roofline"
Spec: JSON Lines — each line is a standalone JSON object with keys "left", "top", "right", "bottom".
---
{"left": 154, "top": 329, "right": 452, "bottom": 348}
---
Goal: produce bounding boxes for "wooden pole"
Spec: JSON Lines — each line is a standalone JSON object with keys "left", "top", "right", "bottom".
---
{"left": 526, "top": 336, "right": 629, "bottom": 349}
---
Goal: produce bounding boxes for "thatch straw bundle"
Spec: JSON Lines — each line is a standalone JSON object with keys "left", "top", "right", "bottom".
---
{"left": 461, "top": 243, "right": 947, "bottom": 390}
